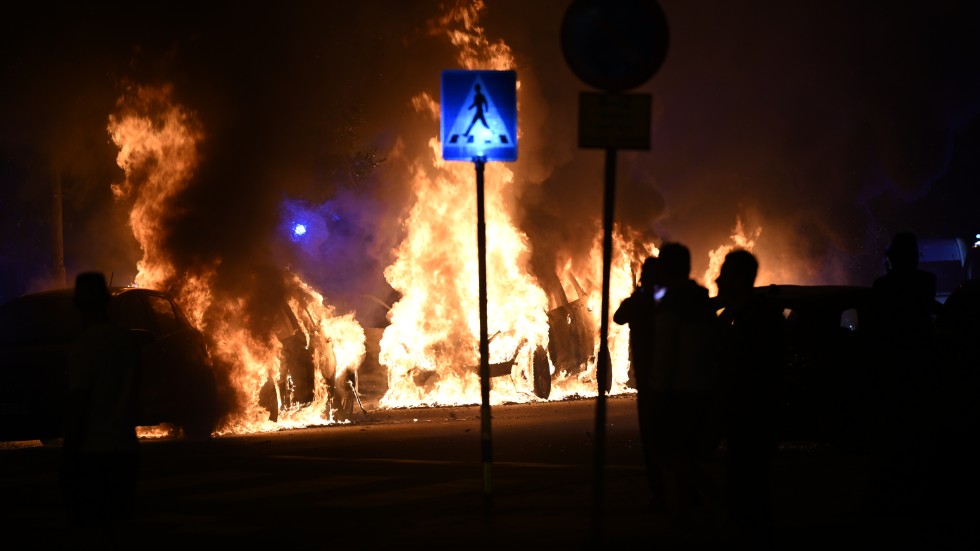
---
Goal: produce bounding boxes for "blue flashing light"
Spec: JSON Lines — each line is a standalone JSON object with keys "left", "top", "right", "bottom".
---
{"left": 293, "top": 223, "right": 307, "bottom": 237}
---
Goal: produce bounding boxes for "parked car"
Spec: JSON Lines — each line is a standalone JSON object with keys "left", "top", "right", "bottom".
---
{"left": 754, "top": 284, "right": 875, "bottom": 447}
{"left": 0, "top": 286, "right": 219, "bottom": 443}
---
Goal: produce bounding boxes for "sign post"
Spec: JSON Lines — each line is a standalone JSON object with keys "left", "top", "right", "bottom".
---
{"left": 561, "top": 0, "right": 669, "bottom": 542}
{"left": 441, "top": 69, "right": 518, "bottom": 507}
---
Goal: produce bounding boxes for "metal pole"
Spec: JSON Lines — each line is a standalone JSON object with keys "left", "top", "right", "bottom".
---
{"left": 51, "top": 174, "right": 67, "bottom": 288}
{"left": 475, "top": 156, "right": 493, "bottom": 507}
{"left": 592, "top": 147, "right": 616, "bottom": 541}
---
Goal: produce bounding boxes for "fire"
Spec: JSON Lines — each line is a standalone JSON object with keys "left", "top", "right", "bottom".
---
{"left": 109, "top": 85, "right": 365, "bottom": 436}
{"left": 703, "top": 216, "right": 762, "bottom": 296}
{"left": 378, "top": 4, "right": 657, "bottom": 408}
{"left": 103, "top": 3, "right": 775, "bottom": 438}
{"left": 378, "top": 136, "right": 654, "bottom": 406}
{"left": 379, "top": 139, "right": 550, "bottom": 406}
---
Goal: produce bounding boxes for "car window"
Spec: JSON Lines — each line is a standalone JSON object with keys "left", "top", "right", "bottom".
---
{"left": 110, "top": 293, "right": 153, "bottom": 332}
{"left": 147, "top": 295, "right": 182, "bottom": 336}
{"left": 276, "top": 306, "right": 299, "bottom": 341}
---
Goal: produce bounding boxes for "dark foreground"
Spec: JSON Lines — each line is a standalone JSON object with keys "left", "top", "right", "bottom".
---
{"left": 1, "top": 395, "right": 977, "bottom": 549}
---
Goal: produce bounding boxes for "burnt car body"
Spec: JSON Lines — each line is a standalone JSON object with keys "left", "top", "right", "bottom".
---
{"left": 0, "top": 287, "right": 219, "bottom": 442}
{"left": 507, "top": 271, "right": 599, "bottom": 400}
{"left": 259, "top": 302, "right": 356, "bottom": 422}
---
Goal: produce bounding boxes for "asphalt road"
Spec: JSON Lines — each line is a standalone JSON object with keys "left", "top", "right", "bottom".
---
{"left": 1, "top": 394, "right": 976, "bottom": 549}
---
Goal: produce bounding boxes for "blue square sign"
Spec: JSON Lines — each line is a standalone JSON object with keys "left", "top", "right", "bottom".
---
{"left": 441, "top": 70, "right": 517, "bottom": 162}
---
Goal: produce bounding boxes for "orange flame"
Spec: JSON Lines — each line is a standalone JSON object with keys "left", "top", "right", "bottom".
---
{"left": 378, "top": 5, "right": 659, "bottom": 407}
{"left": 109, "top": 85, "right": 364, "bottom": 436}
{"left": 703, "top": 216, "right": 762, "bottom": 296}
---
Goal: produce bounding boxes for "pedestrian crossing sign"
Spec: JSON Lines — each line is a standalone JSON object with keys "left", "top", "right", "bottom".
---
{"left": 441, "top": 70, "right": 517, "bottom": 162}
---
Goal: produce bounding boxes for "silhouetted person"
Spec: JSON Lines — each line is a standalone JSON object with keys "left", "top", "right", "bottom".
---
{"left": 929, "top": 279, "right": 980, "bottom": 518}
{"left": 649, "top": 243, "right": 721, "bottom": 527}
{"left": 864, "top": 232, "right": 938, "bottom": 517}
{"left": 867, "top": 232, "right": 938, "bottom": 349}
{"left": 613, "top": 255, "right": 664, "bottom": 508}
{"left": 714, "top": 249, "right": 784, "bottom": 549}
{"left": 464, "top": 83, "right": 489, "bottom": 136}
{"left": 61, "top": 272, "right": 141, "bottom": 540}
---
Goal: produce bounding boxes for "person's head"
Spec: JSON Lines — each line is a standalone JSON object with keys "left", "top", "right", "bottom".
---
{"left": 885, "top": 232, "right": 919, "bottom": 272}
{"left": 716, "top": 249, "right": 758, "bottom": 300}
{"left": 74, "top": 271, "right": 111, "bottom": 318}
{"left": 638, "top": 256, "right": 659, "bottom": 289}
{"left": 657, "top": 242, "right": 691, "bottom": 285}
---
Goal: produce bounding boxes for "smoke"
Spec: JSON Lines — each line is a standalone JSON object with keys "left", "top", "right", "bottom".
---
{"left": 2, "top": 0, "right": 979, "bottom": 309}
{"left": 492, "top": 0, "right": 980, "bottom": 287}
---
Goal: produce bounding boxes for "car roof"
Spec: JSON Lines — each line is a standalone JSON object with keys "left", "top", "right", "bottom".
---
{"left": 0, "top": 286, "right": 186, "bottom": 346}
{"left": 1, "top": 285, "right": 165, "bottom": 304}
{"left": 756, "top": 284, "right": 872, "bottom": 311}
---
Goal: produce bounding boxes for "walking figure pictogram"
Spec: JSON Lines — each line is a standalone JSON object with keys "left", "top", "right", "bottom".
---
{"left": 464, "top": 84, "right": 489, "bottom": 136}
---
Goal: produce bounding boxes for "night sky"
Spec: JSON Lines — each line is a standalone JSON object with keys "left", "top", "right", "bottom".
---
{"left": 2, "top": 0, "right": 979, "bottom": 320}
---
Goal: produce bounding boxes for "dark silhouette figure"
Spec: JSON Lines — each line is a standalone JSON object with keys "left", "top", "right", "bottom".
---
{"left": 714, "top": 250, "right": 784, "bottom": 549}
{"left": 864, "top": 232, "right": 939, "bottom": 517}
{"left": 613, "top": 255, "right": 664, "bottom": 508}
{"left": 61, "top": 272, "right": 141, "bottom": 540}
{"left": 464, "top": 83, "right": 489, "bottom": 136}
{"left": 929, "top": 279, "right": 980, "bottom": 518}
{"left": 648, "top": 243, "right": 721, "bottom": 527}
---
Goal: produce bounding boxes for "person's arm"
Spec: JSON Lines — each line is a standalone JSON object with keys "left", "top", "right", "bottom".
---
{"left": 613, "top": 293, "right": 637, "bottom": 325}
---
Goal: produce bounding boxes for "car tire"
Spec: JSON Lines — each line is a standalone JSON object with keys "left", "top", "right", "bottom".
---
{"left": 331, "top": 370, "right": 357, "bottom": 422}
{"left": 598, "top": 347, "right": 612, "bottom": 393}
{"left": 532, "top": 344, "right": 551, "bottom": 399}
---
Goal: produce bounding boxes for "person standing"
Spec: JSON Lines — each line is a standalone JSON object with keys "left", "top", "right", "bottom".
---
{"left": 714, "top": 249, "right": 784, "bottom": 549}
{"left": 61, "top": 271, "right": 142, "bottom": 539}
{"left": 864, "top": 232, "right": 939, "bottom": 516}
{"left": 613, "top": 256, "right": 664, "bottom": 509}
{"left": 650, "top": 242, "right": 722, "bottom": 528}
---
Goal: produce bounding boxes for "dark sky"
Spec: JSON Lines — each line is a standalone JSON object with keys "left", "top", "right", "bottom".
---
{"left": 2, "top": 0, "right": 979, "bottom": 313}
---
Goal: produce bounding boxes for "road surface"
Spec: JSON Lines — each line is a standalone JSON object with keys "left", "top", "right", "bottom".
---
{"left": 1, "top": 395, "right": 975, "bottom": 548}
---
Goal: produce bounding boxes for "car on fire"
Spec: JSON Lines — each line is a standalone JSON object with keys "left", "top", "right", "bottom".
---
{"left": 0, "top": 286, "right": 220, "bottom": 443}
{"left": 258, "top": 301, "right": 358, "bottom": 423}
{"left": 485, "top": 270, "right": 600, "bottom": 400}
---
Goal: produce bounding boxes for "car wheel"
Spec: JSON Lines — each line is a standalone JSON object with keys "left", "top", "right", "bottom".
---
{"left": 598, "top": 347, "right": 612, "bottom": 393}
{"left": 332, "top": 370, "right": 357, "bottom": 422}
{"left": 259, "top": 376, "right": 279, "bottom": 422}
{"left": 532, "top": 344, "right": 551, "bottom": 399}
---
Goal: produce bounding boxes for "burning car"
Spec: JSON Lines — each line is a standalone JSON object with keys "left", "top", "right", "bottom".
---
{"left": 0, "top": 286, "right": 219, "bottom": 443}
{"left": 259, "top": 300, "right": 358, "bottom": 423}
{"left": 481, "top": 271, "right": 600, "bottom": 401}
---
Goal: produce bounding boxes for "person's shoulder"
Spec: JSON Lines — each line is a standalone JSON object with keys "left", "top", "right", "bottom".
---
{"left": 691, "top": 280, "right": 710, "bottom": 298}
{"left": 669, "top": 280, "right": 707, "bottom": 298}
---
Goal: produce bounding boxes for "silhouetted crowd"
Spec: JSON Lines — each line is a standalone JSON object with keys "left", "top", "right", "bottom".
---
{"left": 615, "top": 233, "right": 980, "bottom": 547}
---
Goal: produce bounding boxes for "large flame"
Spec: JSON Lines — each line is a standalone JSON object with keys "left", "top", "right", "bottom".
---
{"left": 378, "top": 3, "right": 657, "bottom": 408}
{"left": 702, "top": 216, "right": 762, "bottom": 296}
{"left": 104, "top": 4, "right": 775, "bottom": 436}
{"left": 379, "top": 139, "right": 550, "bottom": 406}
{"left": 109, "top": 85, "right": 365, "bottom": 436}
